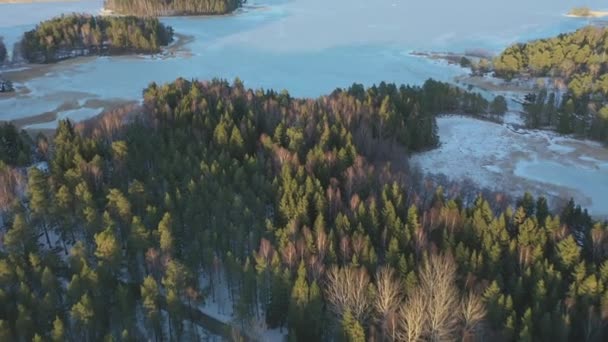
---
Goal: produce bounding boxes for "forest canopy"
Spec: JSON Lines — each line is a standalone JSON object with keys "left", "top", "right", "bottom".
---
{"left": 0, "top": 78, "right": 605, "bottom": 341}
{"left": 104, "top": 0, "right": 243, "bottom": 16}
{"left": 492, "top": 26, "right": 608, "bottom": 141}
{"left": 20, "top": 14, "right": 174, "bottom": 63}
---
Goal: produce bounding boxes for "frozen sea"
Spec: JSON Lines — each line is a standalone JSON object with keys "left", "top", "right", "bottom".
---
{"left": 1, "top": 0, "right": 608, "bottom": 215}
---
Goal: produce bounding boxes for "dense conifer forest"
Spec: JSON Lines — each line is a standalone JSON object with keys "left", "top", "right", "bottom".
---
{"left": 491, "top": 26, "right": 608, "bottom": 142}
{"left": 104, "top": 0, "right": 242, "bottom": 16}
{"left": 20, "top": 15, "right": 174, "bottom": 63}
{"left": 0, "top": 78, "right": 606, "bottom": 341}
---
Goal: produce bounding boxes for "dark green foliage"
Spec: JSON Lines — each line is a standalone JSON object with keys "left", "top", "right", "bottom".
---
{"left": 490, "top": 95, "right": 508, "bottom": 115}
{"left": 459, "top": 56, "right": 472, "bottom": 68}
{"left": 0, "top": 123, "right": 32, "bottom": 166}
{"left": 420, "top": 79, "right": 489, "bottom": 118}
{"left": 21, "top": 14, "right": 174, "bottom": 63}
{"left": 104, "top": 0, "right": 242, "bottom": 16}
{"left": 340, "top": 310, "right": 365, "bottom": 342}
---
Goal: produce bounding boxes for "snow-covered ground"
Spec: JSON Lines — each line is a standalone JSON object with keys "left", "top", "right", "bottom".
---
{"left": 198, "top": 271, "right": 287, "bottom": 342}
{"left": 24, "top": 107, "right": 103, "bottom": 129}
{"left": 411, "top": 115, "right": 608, "bottom": 217}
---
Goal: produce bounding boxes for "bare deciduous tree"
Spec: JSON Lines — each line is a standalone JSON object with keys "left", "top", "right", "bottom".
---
{"left": 375, "top": 267, "right": 402, "bottom": 340}
{"left": 397, "top": 288, "right": 426, "bottom": 342}
{"left": 460, "top": 293, "right": 486, "bottom": 341}
{"left": 421, "top": 253, "right": 460, "bottom": 341}
{"left": 396, "top": 253, "right": 480, "bottom": 342}
{"left": 325, "top": 266, "right": 371, "bottom": 321}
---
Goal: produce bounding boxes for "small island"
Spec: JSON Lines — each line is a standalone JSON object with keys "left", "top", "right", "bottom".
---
{"left": 20, "top": 14, "right": 174, "bottom": 63}
{"left": 566, "top": 6, "right": 608, "bottom": 18}
{"left": 104, "top": 0, "right": 243, "bottom": 16}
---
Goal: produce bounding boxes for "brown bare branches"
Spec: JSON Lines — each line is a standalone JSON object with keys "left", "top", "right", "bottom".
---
{"left": 375, "top": 267, "right": 402, "bottom": 340}
{"left": 460, "top": 293, "right": 486, "bottom": 341}
{"left": 325, "top": 266, "right": 371, "bottom": 321}
{"left": 397, "top": 288, "right": 426, "bottom": 342}
{"left": 396, "top": 253, "right": 486, "bottom": 342}
{"left": 421, "top": 254, "right": 461, "bottom": 341}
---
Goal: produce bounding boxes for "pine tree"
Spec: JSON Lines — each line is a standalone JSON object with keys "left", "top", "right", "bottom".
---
{"left": 94, "top": 227, "right": 122, "bottom": 272}
{"left": 158, "top": 212, "right": 174, "bottom": 256}
{"left": 341, "top": 309, "right": 366, "bottom": 342}
{"left": 557, "top": 236, "right": 580, "bottom": 270}
{"left": 267, "top": 266, "right": 289, "bottom": 330}
{"left": 16, "top": 304, "right": 33, "bottom": 341}
{"left": 229, "top": 126, "right": 245, "bottom": 156}
{"left": 71, "top": 293, "right": 94, "bottom": 338}
{"left": 0, "top": 320, "right": 10, "bottom": 342}
{"left": 4, "top": 213, "right": 36, "bottom": 255}
{"left": 288, "top": 262, "right": 309, "bottom": 339}
{"left": 307, "top": 280, "right": 324, "bottom": 340}
{"left": 141, "top": 275, "right": 161, "bottom": 339}
{"left": 27, "top": 167, "right": 52, "bottom": 247}
{"left": 162, "top": 260, "right": 189, "bottom": 339}
{"left": 51, "top": 316, "right": 65, "bottom": 342}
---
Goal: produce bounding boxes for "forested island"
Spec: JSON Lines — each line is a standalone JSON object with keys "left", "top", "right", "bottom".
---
{"left": 104, "top": 0, "right": 243, "bottom": 16}
{"left": 20, "top": 15, "right": 174, "bottom": 63}
{"left": 0, "top": 78, "right": 606, "bottom": 341}
{"left": 480, "top": 26, "right": 608, "bottom": 142}
{"left": 567, "top": 7, "right": 608, "bottom": 18}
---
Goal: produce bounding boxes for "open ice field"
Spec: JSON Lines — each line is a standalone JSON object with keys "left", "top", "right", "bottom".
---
{"left": 411, "top": 115, "right": 608, "bottom": 217}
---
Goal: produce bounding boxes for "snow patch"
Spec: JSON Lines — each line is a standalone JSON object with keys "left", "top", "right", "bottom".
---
{"left": 24, "top": 107, "right": 104, "bottom": 130}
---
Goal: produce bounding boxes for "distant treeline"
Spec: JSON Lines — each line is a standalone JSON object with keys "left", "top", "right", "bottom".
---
{"left": 491, "top": 26, "right": 608, "bottom": 141}
{"left": 104, "top": 0, "right": 243, "bottom": 16}
{"left": 0, "top": 38, "right": 6, "bottom": 63}
{"left": 20, "top": 14, "right": 174, "bottom": 63}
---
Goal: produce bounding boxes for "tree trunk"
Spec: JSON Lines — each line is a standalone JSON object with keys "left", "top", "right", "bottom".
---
{"left": 43, "top": 221, "right": 52, "bottom": 247}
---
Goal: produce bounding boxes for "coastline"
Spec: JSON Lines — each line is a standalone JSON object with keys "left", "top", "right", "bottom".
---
{"left": 0, "top": 32, "right": 192, "bottom": 130}
{"left": 454, "top": 74, "right": 535, "bottom": 94}
{"left": 1, "top": 32, "right": 191, "bottom": 84}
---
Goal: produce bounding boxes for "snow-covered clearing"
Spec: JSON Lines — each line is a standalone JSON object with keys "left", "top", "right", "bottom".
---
{"left": 411, "top": 115, "right": 608, "bottom": 217}
{"left": 198, "top": 271, "right": 287, "bottom": 342}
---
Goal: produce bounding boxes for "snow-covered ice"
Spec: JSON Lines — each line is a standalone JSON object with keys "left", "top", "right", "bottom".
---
{"left": 411, "top": 115, "right": 608, "bottom": 217}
